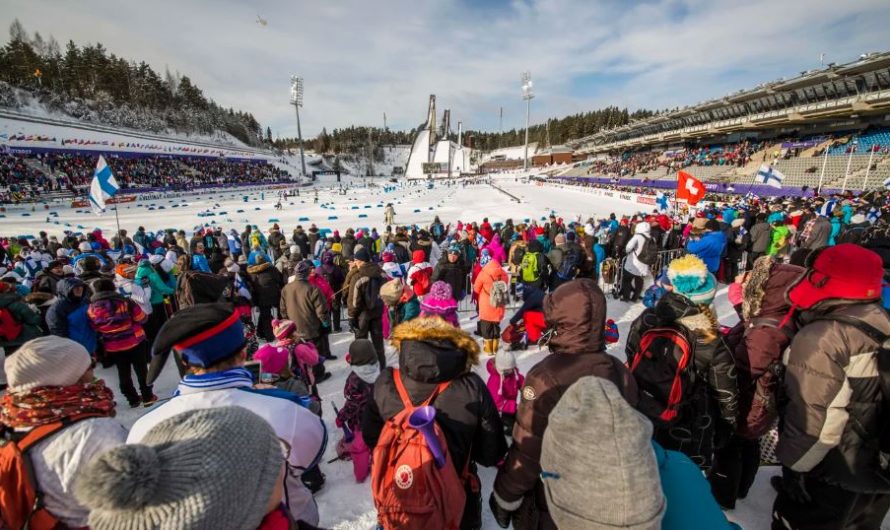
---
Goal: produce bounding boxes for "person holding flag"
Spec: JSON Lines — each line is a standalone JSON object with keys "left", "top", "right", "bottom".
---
{"left": 88, "top": 155, "right": 124, "bottom": 246}
{"left": 89, "top": 155, "right": 120, "bottom": 215}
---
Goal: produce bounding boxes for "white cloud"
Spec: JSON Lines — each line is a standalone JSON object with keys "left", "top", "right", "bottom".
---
{"left": 1, "top": 0, "right": 888, "bottom": 138}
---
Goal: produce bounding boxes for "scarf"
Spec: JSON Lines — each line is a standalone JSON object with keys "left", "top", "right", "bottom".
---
{"left": 353, "top": 363, "right": 380, "bottom": 385}
{"left": 0, "top": 380, "right": 115, "bottom": 430}
{"left": 175, "top": 367, "right": 253, "bottom": 396}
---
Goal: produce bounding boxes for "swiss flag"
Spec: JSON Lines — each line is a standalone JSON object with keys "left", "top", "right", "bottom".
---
{"left": 676, "top": 171, "right": 706, "bottom": 206}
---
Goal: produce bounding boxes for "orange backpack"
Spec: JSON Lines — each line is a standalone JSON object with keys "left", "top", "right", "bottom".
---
{"left": 371, "top": 370, "right": 466, "bottom": 530}
{"left": 1, "top": 415, "right": 100, "bottom": 530}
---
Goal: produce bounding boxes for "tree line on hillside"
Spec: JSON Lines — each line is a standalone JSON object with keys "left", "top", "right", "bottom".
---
{"left": 0, "top": 19, "right": 264, "bottom": 146}
{"left": 275, "top": 126, "right": 416, "bottom": 154}
{"left": 464, "top": 106, "right": 658, "bottom": 152}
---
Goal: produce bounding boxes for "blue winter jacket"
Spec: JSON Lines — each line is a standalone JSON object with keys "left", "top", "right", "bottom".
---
{"left": 46, "top": 278, "right": 97, "bottom": 354}
{"left": 828, "top": 217, "right": 842, "bottom": 246}
{"left": 654, "top": 442, "right": 741, "bottom": 530}
{"left": 685, "top": 230, "right": 726, "bottom": 273}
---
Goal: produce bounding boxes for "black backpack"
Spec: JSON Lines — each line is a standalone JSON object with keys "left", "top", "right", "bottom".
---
{"left": 556, "top": 246, "right": 582, "bottom": 281}
{"left": 637, "top": 235, "right": 658, "bottom": 266}
{"left": 626, "top": 325, "right": 700, "bottom": 427}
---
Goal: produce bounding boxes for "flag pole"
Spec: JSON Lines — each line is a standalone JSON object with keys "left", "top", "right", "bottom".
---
{"left": 112, "top": 202, "right": 123, "bottom": 247}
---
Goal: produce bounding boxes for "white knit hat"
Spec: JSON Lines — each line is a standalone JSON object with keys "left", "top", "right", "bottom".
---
{"left": 5, "top": 336, "right": 92, "bottom": 393}
{"left": 494, "top": 349, "right": 517, "bottom": 373}
{"left": 78, "top": 241, "right": 92, "bottom": 252}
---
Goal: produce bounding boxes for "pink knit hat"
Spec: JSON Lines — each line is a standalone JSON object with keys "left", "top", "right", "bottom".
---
{"left": 272, "top": 319, "right": 296, "bottom": 340}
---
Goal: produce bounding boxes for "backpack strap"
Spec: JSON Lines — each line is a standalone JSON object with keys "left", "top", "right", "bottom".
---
{"left": 809, "top": 314, "right": 890, "bottom": 402}
{"left": 393, "top": 369, "right": 450, "bottom": 411}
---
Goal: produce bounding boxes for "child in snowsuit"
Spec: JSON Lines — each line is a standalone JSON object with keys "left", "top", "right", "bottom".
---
{"left": 267, "top": 319, "right": 323, "bottom": 397}
{"left": 335, "top": 339, "right": 379, "bottom": 482}
{"left": 486, "top": 349, "right": 525, "bottom": 435}
{"left": 252, "top": 324, "right": 321, "bottom": 416}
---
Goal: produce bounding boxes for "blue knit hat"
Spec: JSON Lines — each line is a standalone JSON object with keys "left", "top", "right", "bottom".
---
{"left": 666, "top": 255, "right": 716, "bottom": 306}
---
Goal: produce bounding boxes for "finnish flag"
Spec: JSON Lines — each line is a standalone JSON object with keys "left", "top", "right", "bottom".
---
{"left": 89, "top": 156, "right": 119, "bottom": 215}
{"left": 883, "top": 175, "right": 890, "bottom": 190}
{"left": 757, "top": 165, "right": 784, "bottom": 189}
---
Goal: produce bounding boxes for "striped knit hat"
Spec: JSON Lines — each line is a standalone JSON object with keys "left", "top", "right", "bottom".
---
{"left": 666, "top": 255, "right": 716, "bottom": 306}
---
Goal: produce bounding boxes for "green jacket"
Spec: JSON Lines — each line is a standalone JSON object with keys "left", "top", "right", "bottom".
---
{"left": 0, "top": 293, "right": 43, "bottom": 347}
{"left": 767, "top": 225, "right": 791, "bottom": 256}
{"left": 135, "top": 261, "right": 174, "bottom": 305}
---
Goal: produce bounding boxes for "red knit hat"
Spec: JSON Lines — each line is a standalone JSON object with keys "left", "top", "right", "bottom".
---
{"left": 786, "top": 244, "right": 883, "bottom": 310}
{"left": 411, "top": 250, "right": 426, "bottom": 264}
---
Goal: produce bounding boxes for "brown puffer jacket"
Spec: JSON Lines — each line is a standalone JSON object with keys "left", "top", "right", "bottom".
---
{"left": 731, "top": 259, "right": 803, "bottom": 439}
{"left": 492, "top": 278, "right": 639, "bottom": 530}
{"left": 279, "top": 278, "right": 327, "bottom": 340}
{"left": 778, "top": 300, "right": 890, "bottom": 493}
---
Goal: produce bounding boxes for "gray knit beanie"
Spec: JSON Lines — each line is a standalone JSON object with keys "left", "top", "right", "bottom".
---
{"left": 541, "top": 377, "right": 665, "bottom": 530}
{"left": 75, "top": 406, "right": 283, "bottom": 530}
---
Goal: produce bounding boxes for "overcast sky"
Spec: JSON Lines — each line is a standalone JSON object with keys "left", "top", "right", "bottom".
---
{"left": 3, "top": 0, "right": 889, "bottom": 138}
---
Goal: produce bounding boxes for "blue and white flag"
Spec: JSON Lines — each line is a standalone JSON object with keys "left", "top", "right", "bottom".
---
{"left": 819, "top": 199, "right": 837, "bottom": 217}
{"left": 756, "top": 165, "right": 784, "bottom": 189}
{"left": 89, "top": 156, "right": 119, "bottom": 215}
{"left": 867, "top": 207, "right": 881, "bottom": 224}
{"left": 882, "top": 175, "right": 890, "bottom": 190}
{"left": 655, "top": 191, "right": 669, "bottom": 211}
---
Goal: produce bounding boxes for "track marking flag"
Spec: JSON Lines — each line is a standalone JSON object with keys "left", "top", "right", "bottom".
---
{"left": 676, "top": 171, "right": 706, "bottom": 206}
{"left": 757, "top": 165, "right": 784, "bottom": 189}
{"left": 89, "top": 155, "right": 119, "bottom": 215}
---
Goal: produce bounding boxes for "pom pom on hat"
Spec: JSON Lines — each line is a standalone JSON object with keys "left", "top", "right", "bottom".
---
{"left": 667, "top": 255, "right": 717, "bottom": 306}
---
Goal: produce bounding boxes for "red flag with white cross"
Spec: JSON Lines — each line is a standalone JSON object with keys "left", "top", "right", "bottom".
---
{"left": 676, "top": 171, "right": 706, "bottom": 206}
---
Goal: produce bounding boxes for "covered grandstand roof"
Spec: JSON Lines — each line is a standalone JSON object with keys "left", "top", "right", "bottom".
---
{"left": 569, "top": 51, "right": 890, "bottom": 153}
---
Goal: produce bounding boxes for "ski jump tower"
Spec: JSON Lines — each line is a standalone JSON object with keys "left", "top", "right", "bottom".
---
{"left": 404, "top": 95, "right": 472, "bottom": 179}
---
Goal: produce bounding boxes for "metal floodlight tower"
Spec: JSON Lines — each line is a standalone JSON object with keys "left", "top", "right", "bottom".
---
{"left": 289, "top": 75, "right": 307, "bottom": 178}
{"left": 521, "top": 71, "right": 535, "bottom": 171}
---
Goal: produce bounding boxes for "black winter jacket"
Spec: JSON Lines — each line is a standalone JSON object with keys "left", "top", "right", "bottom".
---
{"left": 364, "top": 317, "right": 507, "bottom": 502}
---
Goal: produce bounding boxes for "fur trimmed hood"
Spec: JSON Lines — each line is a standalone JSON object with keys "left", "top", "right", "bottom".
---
{"left": 390, "top": 317, "right": 480, "bottom": 378}
{"left": 742, "top": 257, "right": 804, "bottom": 322}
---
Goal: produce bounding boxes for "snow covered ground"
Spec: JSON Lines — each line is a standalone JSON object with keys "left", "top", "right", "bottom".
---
{"left": 4, "top": 179, "right": 886, "bottom": 529}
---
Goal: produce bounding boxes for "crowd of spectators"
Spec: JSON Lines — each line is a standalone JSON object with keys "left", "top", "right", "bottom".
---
{"left": 0, "top": 151, "right": 295, "bottom": 203}
{"left": 582, "top": 140, "right": 767, "bottom": 179}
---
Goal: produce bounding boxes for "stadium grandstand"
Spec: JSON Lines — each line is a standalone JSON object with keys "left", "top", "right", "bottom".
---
{"left": 557, "top": 51, "right": 890, "bottom": 194}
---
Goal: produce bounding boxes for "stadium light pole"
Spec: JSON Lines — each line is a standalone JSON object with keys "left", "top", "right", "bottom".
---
{"left": 521, "top": 72, "right": 535, "bottom": 171}
{"left": 290, "top": 76, "right": 308, "bottom": 179}
{"left": 862, "top": 145, "right": 876, "bottom": 191}
{"left": 841, "top": 139, "right": 857, "bottom": 193}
